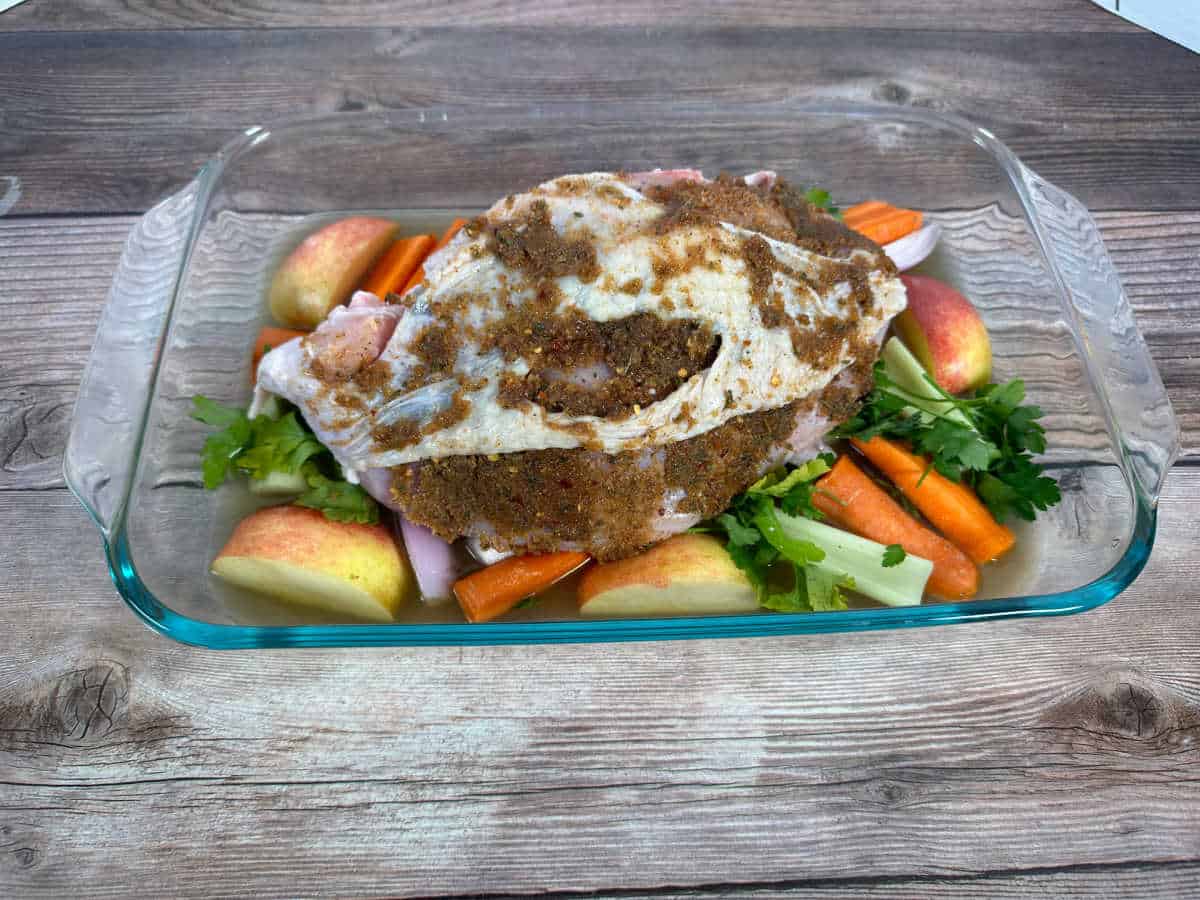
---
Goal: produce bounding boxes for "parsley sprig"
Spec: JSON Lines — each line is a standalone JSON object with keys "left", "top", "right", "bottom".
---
{"left": 699, "top": 455, "right": 918, "bottom": 612}
{"left": 833, "top": 350, "right": 1060, "bottom": 522}
{"left": 804, "top": 187, "right": 841, "bottom": 220}
{"left": 191, "top": 395, "right": 379, "bottom": 524}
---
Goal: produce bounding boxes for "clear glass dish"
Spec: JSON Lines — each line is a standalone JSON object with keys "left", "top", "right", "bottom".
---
{"left": 64, "top": 101, "right": 1179, "bottom": 648}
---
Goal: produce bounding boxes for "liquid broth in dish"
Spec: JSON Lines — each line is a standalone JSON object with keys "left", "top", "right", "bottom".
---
{"left": 195, "top": 169, "right": 1060, "bottom": 625}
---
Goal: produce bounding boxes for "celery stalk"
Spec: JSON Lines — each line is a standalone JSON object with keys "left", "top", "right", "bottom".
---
{"left": 772, "top": 509, "right": 933, "bottom": 607}
{"left": 248, "top": 468, "right": 308, "bottom": 496}
{"left": 880, "top": 337, "right": 975, "bottom": 430}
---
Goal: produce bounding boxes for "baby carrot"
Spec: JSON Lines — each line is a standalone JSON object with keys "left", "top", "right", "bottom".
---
{"left": 814, "top": 456, "right": 979, "bottom": 599}
{"left": 850, "top": 436, "right": 1015, "bottom": 565}
{"left": 842, "top": 200, "right": 923, "bottom": 245}
{"left": 250, "top": 326, "right": 307, "bottom": 384}
{"left": 453, "top": 551, "right": 590, "bottom": 623}
{"left": 402, "top": 218, "right": 468, "bottom": 293}
{"left": 360, "top": 233, "right": 436, "bottom": 299}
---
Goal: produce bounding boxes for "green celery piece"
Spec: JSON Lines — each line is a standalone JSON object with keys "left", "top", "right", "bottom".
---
{"left": 247, "top": 468, "right": 308, "bottom": 497}
{"left": 880, "top": 337, "right": 975, "bottom": 430}
{"left": 772, "top": 509, "right": 933, "bottom": 607}
{"left": 254, "top": 392, "right": 286, "bottom": 420}
{"left": 749, "top": 457, "right": 832, "bottom": 498}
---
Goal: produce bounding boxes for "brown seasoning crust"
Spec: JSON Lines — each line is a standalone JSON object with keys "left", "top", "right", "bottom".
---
{"left": 494, "top": 311, "right": 720, "bottom": 419}
{"left": 316, "top": 172, "right": 890, "bottom": 558}
{"left": 483, "top": 199, "right": 602, "bottom": 284}
{"left": 392, "top": 374, "right": 867, "bottom": 562}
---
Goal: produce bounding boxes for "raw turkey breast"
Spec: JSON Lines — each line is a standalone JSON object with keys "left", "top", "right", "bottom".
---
{"left": 258, "top": 169, "right": 906, "bottom": 559}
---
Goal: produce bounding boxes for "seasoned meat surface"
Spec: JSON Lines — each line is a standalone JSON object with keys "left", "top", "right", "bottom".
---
{"left": 258, "top": 169, "right": 905, "bottom": 559}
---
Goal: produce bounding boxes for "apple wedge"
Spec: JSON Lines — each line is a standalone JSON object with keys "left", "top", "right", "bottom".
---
{"left": 268, "top": 216, "right": 399, "bottom": 329}
{"left": 577, "top": 533, "right": 758, "bottom": 618}
{"left": 894, "top": 274, "right": 992, "bottom": 395}
{"left": 212, "top": 505, "right": 412, "bottom": 622}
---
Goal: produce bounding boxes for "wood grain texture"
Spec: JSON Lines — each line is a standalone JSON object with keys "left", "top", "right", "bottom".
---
{"left": 3, "top": 27, "right": 1200, "bottom": 215}
{"left": 0, "top": 0, "right": 1142, "bottom": 32}
{"left": 670, "top": 863, "right": 1200, "bottom": 897}
{"left": 2, "top": 209, "right": 1195, "bottom": 498}
{"left": 2, "top": 468, "right": 1200, "bottom": 896}
{"left": 3, "top": 8, "right": 1198, "bottom": 893}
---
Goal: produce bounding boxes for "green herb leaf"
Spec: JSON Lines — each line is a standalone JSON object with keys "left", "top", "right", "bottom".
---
{"left": 749, "top": 456, "right": 832, "bottom": 497}
{"left": 717, "top": 512, "right": 761, "bottom": 547}
{"left": 192, "top": 396, "right": 253, "bottom": 489}
{"left": 295, "top": 467, "right": 380, "bottom": 525}
{"left": 191, "top": 395, "right": 248, "bottom": 430}
{"left": 806, "top": 569, "right": 853, "bottom": 612}
{"left": 804, "top": 187, "right": 840, "bottom": 219}
{"left": 835, "top": 351, "right": 1060, "bottom": 524}
{"left": 200, "top": 422, "right": 252, "bottom": 489}
{"left": 237, "top": 413, "right": 326, "bottom": 480}
{"left": 192, "top": 393, "right": 379, "bottom": 524}
{"left": 881, "top": 544, "right": 907, "bottom": 567}
{"left": 761, "top": 565, "right": 852, "bottom": 612}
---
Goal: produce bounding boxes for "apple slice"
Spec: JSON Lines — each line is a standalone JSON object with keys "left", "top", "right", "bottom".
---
{"left": 894, "top": 274, "right": 993, "bottom": 395}
{"left": 268, "top": 216, "right": 399, "bottom": 329}
{"left": 578, "top": 534, "right": 758, "bottom": 618}
{"left": 212, "top": 505, "right": 412, "bottom": 622}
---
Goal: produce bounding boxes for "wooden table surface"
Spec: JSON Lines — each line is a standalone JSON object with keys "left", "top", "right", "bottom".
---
{"left": 3, "top": 2, "right": 1199, "bottom": 896}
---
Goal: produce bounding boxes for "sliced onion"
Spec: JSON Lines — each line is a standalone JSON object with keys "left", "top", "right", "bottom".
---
{"left": 884, "top": 223, "right": 941, "bottom": 272}
{"left": 396, "top": 516, "right": 463, "bottom": 605}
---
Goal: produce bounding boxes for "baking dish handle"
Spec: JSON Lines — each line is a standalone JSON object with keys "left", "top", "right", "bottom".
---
{"left": 1016, "top": 164, "right": 1179, "bottom": 506}
{"left": 64, "top": 180, "right": 200, "bottom": 539}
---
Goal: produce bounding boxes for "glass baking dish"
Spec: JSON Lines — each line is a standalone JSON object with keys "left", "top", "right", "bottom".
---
{"left": 65, "top": 101, "right": 1178, "bottom": 648}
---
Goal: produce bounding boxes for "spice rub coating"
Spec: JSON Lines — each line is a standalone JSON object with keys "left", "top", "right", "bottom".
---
{"left": 394, "top": 388, "right": 847, "bottom": 561}
{"left": 257, "top": 169, "right": 904, "bottom": 470}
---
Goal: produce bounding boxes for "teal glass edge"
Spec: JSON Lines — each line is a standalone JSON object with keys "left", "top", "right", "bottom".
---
{"left": 67, "top": 103, "right": 1170, "bottom": 649}
{"left": 100, "top": 500, "right": 1156, "bottom": 649}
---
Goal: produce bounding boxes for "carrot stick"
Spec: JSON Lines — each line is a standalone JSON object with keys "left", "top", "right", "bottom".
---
{"left": 850, "top": 436, "right": 1015, "bottom": 565}
{"left": 842, "top": 201, "right": 923, "bottom": 245}
{"left": 360, "top": 234, "right": 436, "bottom": 299}
{"left": 454, "top": 551, "right": 590, "bottom": 623}
{"left": 814, "top": 456, "right": 979, "bottom": 599}
{"left": 402, "top": 218, "right": 468, "bottom": 293}
{"left": 250, "top": 326, "right": 307, "bottom": 385}
{"left": 841, "top": 200, "right": 889, "bottom": 228}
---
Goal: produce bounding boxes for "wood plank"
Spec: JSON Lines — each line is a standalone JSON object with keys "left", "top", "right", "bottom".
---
{"left": 2, "top": 467, "right": 1200, "bottom": 896}
{"left": 2, "top": 208, "right": 1194, "bottom": 496}
{"left": 0, "top": 0, "right": 1141, "bottom": 32}
{"left": 3, "top": 28, "right": 1199, "bottom": 215}
{"left": 0, "top": 218, "right": 121, "bottom": 491}
{"left": 671, "top": 863, "right": 1200, "bottom": 897}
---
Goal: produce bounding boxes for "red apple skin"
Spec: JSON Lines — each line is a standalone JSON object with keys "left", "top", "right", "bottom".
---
{"left": 894, "top": 274, "right": 993, "bottom": 395}
{"left": 268, "top": 216, "right": 398, "bottom": 329}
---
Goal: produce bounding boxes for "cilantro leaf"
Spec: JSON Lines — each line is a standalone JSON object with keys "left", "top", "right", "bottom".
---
{"left": 717, "top": 512, "right": 761, "bottom": 547}
{"left": 200, "top": 421, "right": 252, "bottom": 489}
{"left": 881, "top": 544, "right": 907, "bottom": 567}
{"left": 236, "top": 413, "right": 326, "bottom": 479}
{"left": 192, "top": 393, "right": 379, "bottom": 525}
{"left": 192, "top": 397, "right": 252, "bottom": 489}
{"left": 835, "top": 352, "right": 1060, "bottom": 524}
{"left": 761, "top": 565, "right": 852, "bottom": 612}
{"left": 804, "top": 187, "right": 840, "bottom": 219}
{"left": 295, "top": 467, "right": 379, "bottom": 525}
{"left": 750, "top": 456, "right": 832, "bottom": 498}
{"left": 191, "top": 395, "right": 248, "bottom": 430}
{"left": 805, "top": 569, "right": 853, "bottom": 612}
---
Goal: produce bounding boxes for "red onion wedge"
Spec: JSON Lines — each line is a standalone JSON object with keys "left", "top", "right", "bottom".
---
{"left": 884, "top": 223, "right": 941, "bottom": 272}
{"left": 395, "top": 516, "right": 464, "bottom": 605}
